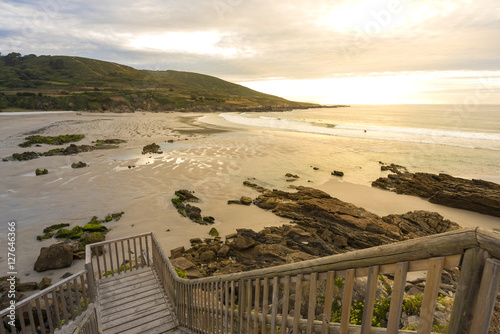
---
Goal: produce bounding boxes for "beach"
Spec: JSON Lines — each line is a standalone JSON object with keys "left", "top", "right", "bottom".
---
{"left": 1, "top": 107, "right": 500, "bottom": 284}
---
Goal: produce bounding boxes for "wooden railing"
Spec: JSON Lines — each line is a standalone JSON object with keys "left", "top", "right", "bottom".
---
{"left": 159, "top": 228, "right": 500, "bottom": 334}
{"left": 0, "top": 270, "right": 93, "bottom": 334}
{"left": 85, "top": 232, "right": 153, "bottom": 281}
{"left": 3, "top": 228, "right": 500, "bottom": 333}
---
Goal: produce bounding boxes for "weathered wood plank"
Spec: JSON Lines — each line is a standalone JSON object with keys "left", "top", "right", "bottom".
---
{"left": 418, "top": 257, "right": 444, "bottom": 334}
{"left": 26, "top": 302, "right": 36, "bottom": 334}
{"left": 261, "top": 277, "right": 270, "bottom": 334}
{"left": 100, "top": 287, "right": 163, "bottom": 312}
{"left": 341, "top": 269, "right": 355, "bottom": 334}
{"left": 386, "top": 262, "right": 409, "bottom": 334}
{"left": 307, "top": 272, "right": 318, "bottom": 334}
{"left": 293, "top": 274, "right": 303, "bottom": 333}
{"left": 253, "top": 278, "right": 261, "bottom": 334}
{"left": 448, "top": 248, "right": 489, "bottom": 333}
{"left": 230, "top": 280, "right": 235, "bottom": 333}
{"left": 476, "top": 228, "right": 500, "bottom": 259}
{"left": 102, "top": 304, "right": 170, "bottom": 330}
{"left": 34, "top": 298, "right": 46, "bottom": 334}
{"left": 321, "top": 271, "right": 336, "bottom": 334}
{"left": 100, "top": 292, "right": 165, "bottom": 317}
{"left": 280, "top": 276, "right": 291, "bottom": 334}
{"left": 361, "top": 266, "right": 380, "bottom": 334}
{"left": 470, "top": 258, "right": 500, "bottom": 334}
{"left": 101, "top": 298, "right": 170, "bottom": 323}
{"left": 99, "top": 280, "right": 158, "bottom": 303}
{"left": 247, "top": 279, "right": 253, "bottom": 334}
{"left": 104, "top": 309, "right": 173, "bottom": 334}
{"left": 98, "top": 267, "right": 153, "bottom": 286}
{"left": 271, "top": 276, "right": 279, "bottom": 334}
{"left": 225, "top": 281, "right": 230, "bottom": 334}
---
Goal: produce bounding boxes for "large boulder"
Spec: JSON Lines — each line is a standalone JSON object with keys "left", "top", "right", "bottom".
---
{"left": 34, "top": 243, "right": 73, "bottom": 272}
{"left": 372, "top": 171, "right": 500, "bottom": 217}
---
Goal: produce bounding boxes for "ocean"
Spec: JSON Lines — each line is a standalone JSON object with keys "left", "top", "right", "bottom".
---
{"left": 201, "top": 104, "right": 500, "bottom": 184}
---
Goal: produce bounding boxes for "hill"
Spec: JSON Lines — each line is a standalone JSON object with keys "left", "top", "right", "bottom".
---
{"left": 0, "top": 52, "right": 316, "bottom": 112}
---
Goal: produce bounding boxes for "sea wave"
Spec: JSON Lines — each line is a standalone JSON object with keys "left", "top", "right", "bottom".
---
{"left": 219, "top": 113, "right": 500, "bottom": 151}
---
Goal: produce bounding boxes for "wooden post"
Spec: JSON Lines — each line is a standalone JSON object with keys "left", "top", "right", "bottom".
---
{"left": 261, "top": 277, "right": 270, "bottom": 334}
{"left": 341, "top": 269, "right": 355, "bottom": 334}
{"left": 361, "top": 266, "right": 379, "bottom": 334}
{"left": 418, "top": 257, "right": 444, "bottom": 334}
{"left": 253, "top": 278, "right": 261, "bottom": 334}
{"left": 321, "top": 271, "right": 335, "bottom": 334}
{"left": 281, "top": 276, "right": 291, "bottom": 334}
{"left": 307, "top": 272, "right": 318, "bottom": 334}
{"left": 470, "top": 258, "right": 500, "bottom": 333}
{"left": 270, "top": 276, "right": 279, "bottom": 334}
{"left": 386, "top": 262, "right": 409, "bottom": 334}
{"left": 449, "top": 248, "right": 489, "bottom": 333}
{"left": 293, "top": 274, "right": 303, "bottom": 333}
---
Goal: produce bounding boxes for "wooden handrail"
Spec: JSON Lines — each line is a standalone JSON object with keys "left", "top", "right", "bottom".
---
{"left": 153, "top": 227, "right": 500, "bottom": 333}
{"left": 0, "top": 270, "right": 92, "bottom": 334}
{"left": 3, "top": 227, "right": 499, "bottom": 334}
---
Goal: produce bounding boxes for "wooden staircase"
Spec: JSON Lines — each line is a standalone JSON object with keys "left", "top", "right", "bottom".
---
{"left": 97, "top": 267, "right": 181, "bottom": 334}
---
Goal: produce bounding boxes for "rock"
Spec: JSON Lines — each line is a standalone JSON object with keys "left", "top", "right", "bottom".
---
{"left": 17, "top": 282, "right": 38, "bottom": 292}
{"left": 200, "top": 251, "right": 217, "bottom": 263}
{"left": 227, "top": 200, "right": 242, "bottom": 205}
{"left": 34, "top": 243, "right": 73, "bottom": 272}
{"left": 43, "top": 223, "right": 70, "bottom": 233}
{"left": 185, "top": 268, "right": 204, "bottom": 279}
{"left": 12, "top": 151, "right": 39, "bottom": 161}
{"left": 61, "top": 272, "right": 73, "bottom": 279}
{"left": 332, "top": 170, "right": 344, "bottom": 177}
{"left": 78, "top": 232, "right": 106, "bottom": 251}
{"left": 174, "top": 189, "right": 199, "bottom": 202}
{"left": 243, "top": 181, "right": 267, "bottom": 193}
{"left": 232, "top": 235, "right": 257, "bottom": 251}
{"left": 240, "top": 196, "right": 253, "bottom": 205}
{"left": 190, "top": 238, "right": 202, "bottom": 244}
{"left": 83, "top": 224, "right": 108, "bottom": 232}
{"left": 225, "top": 233, "right": 238, "bottom": 240}
{"left": 333, "top": 235, "right": 348, "bottom": 247}
{"left": 142, "top": 143, "right": 162, "bottom": 154}
{"left": 285, "top": 173, "right": 299, "bottom": 178}
{"left": 170, "top": 257, "right": 196, "bottom": 271}
{"left": 71, "top": 161, "right": 87, "bottom": 168}
{"left": 170, "top": 246, "right": 185, "bottom": 259}
{"left": 35, "top": 168, "right": 48, "bottom": 175}
{"left": 217, "top": 245, "right": 230, "bottom": 258}
{"left": 209, "top": 228, "right": 219, "bottom": 237}
{"left": 372, "top": 170, "right": 500, "bottom": 217}
{"left": 380, "top": 163, "right": 408, "bottom": 174}
{"left": 54, "top": 226, "right": 84, "bottom": 239}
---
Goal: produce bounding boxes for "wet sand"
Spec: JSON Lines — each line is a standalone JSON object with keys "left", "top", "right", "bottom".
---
{"left": 1, "top": 111, "right": 499, "bottom": 284}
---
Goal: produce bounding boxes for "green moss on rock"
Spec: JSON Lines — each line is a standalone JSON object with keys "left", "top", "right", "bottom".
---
{"left": 83, "top": 224, "right": 109, "bottom": 232}
{"left": 43, "top": 223, "right": 70, "bottom": 233}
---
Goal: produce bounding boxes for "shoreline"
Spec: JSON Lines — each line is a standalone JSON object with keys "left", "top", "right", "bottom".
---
{"left": 1, "top": 111, "right": 499, "bottom": 285}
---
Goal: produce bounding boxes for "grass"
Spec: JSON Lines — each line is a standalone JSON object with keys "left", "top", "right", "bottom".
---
{"left": 0, "top": 52, "right": 316, "bottom": 111}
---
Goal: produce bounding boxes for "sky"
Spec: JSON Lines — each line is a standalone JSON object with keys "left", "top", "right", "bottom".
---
{"left": 1, "top": 0, "right": 500, "bottom": 104}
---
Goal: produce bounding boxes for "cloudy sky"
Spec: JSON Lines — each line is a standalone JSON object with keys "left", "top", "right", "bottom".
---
{"left": 1, "top": 0, "right": 500, "bottom": 104}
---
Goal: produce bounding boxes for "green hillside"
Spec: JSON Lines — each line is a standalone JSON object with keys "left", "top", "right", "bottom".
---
{"left": 0, "top": 52, "right": 315, "bottom": 112}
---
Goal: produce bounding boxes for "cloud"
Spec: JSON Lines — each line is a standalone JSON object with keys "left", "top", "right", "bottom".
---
{"left": 1, "top": 0, "right": 499, "bottom": 102}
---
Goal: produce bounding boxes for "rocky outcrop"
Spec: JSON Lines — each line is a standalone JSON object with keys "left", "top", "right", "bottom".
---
{"left": 170, "top": 184, "right": 460, "bottom": 278}
{"left": 172, "top": 190, "right": 215, "bottom": 225}
{"left": 71, "top": 161, "right": 87, "bottom": 168}
{"left": 34, "top": 243, "right": 74, "bottom": 272}
{"left": 142, "top": 143, "right": 162, "bottom": 154}
{"left": 372, "top": 170, "right": 500, "bottom": 217}
{"left": 35, "top": 168, "right": 48, "bottom": 175}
